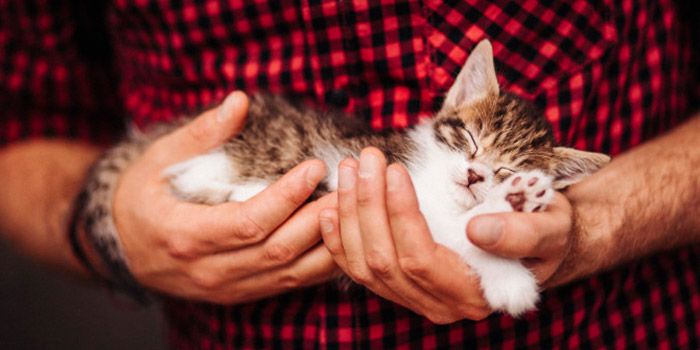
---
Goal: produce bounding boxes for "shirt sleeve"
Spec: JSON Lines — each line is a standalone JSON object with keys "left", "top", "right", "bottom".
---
{"left": 0, "top": 0, "right": 125, "bottom": 146}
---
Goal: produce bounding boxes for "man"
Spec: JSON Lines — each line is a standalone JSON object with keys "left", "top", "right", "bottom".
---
{"left": 0, "top": 0, "right": 697, "bottom": 348}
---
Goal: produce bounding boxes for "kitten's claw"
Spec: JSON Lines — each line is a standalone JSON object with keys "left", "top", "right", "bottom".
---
{"left": 501, "top": 171, "right": 554, "bottom": 212}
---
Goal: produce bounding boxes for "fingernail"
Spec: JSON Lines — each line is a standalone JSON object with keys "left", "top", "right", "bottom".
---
{"left": 338, "top": 165, "right": 356, "bottom": 190}
{"left": 470, "top": 217, "right": 504, "bottom": 246}
{"left": 319, "top": 218, "right": 334, "bottom": 234}
{"left": 216, "top": 91, "right": 242, "bottom": 122}
{"left": 387, "top": 166, "right": 401, "bottom": 192}
{"left": 358, "top": 152, "right": 378, "bottom": 179}
{"left": 305, "top": 162, "right": 327, "bottom": 189}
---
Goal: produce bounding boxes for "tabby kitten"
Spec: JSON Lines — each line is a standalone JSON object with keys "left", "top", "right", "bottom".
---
{"left": 82, "top": 40, "right": 609, "bottom": 316}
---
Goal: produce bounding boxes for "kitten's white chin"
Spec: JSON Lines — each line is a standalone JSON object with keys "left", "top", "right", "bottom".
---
{"left": 452, "top": 183, "right": 481, "bottom": 210}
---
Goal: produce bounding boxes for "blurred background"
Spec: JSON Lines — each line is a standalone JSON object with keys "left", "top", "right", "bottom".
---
{"left": 0, "top": 240, "right": 166, "bottom": 350}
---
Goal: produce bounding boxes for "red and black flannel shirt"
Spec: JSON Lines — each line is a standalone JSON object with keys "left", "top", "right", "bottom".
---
{"left": 2, "top": 0, "right": 698, "bottom": 348}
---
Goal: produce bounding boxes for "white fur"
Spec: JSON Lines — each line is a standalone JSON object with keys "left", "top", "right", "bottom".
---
{"left": 405, "top": 122, "right": 552, "bottom": 316}
{"left": 164, "top": 142, "right": 352, "bottom": 204}
{"left": 164, "top": 149, "right": 270, "bottom": 204}
{"left": 227, "top": 181, "right": 269, "bottom": 202}
{"left": 163, "top": 149, "right": 238, "bottom": 204}
{"left": 313, "top": 142, "right": 352, "bottom": 191}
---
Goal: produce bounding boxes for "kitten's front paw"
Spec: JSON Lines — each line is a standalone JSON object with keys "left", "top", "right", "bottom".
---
{"left": 163, "top": 151, "right": 236, "bottom": 205}
{"left": 479, "top": 262, "right": 539, "bottom": 316}
{"left": 501, "top": 171, "right": 554, "bottom": 212}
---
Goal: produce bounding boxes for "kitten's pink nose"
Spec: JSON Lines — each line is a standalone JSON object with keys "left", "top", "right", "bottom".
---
{"left": 467, "top": 169, "right": 485, "bottom": 186}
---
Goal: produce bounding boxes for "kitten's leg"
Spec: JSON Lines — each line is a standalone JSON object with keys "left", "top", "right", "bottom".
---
{"left": 465, "top": 170, "right": 554, "bottom": 316}
{"left": 227, "top": 181, "right": 269, "bottom": 202}
{"left": 468, "top": 250, "right": 540, "bottom": 316}
{"left": 163, "top": 149, "right": 238, "bottom": 204}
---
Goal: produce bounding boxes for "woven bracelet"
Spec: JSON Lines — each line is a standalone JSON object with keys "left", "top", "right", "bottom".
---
{"left": 67, "top": 192, "right": 104, "bottom": 280}
{"left": 70, "top": 188, "right": 150, "bottom": 304}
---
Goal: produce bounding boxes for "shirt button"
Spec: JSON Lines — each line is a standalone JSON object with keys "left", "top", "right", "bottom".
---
{"left": 326, "top": 89, "right": 349, "bottom": 108}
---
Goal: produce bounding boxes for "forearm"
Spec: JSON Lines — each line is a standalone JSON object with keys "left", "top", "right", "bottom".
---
{"left": 0, "top": 139, "right": 102, "bottom": 277}
{"left": 553, "top": 114, "right": 700, "bottom": 285}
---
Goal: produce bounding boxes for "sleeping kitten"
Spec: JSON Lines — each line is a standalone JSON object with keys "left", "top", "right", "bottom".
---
{"left": 82, "top": 40, "right": 609, "bottom": 316}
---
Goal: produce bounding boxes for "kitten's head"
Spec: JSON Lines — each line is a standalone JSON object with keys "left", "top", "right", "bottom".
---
{"left": 431, "top": 40, "right": 609, "bottom": 207}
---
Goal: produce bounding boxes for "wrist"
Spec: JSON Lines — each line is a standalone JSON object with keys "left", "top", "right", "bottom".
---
{"left": 65, "top": 191, "right": 112, "bottom": 280}
{"left": 0, "top": 140, "right": 103, "bottom": 275}
{"left": 547, "top": 181, "right": 618, "bottom": 286}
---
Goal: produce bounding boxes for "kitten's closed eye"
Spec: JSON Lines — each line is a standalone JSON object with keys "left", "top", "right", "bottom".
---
{"left": 464, "top": 129, "right": 479, "bottom": 159}
{"left": 494, "top": 167, "right": 515, "bottom": 182}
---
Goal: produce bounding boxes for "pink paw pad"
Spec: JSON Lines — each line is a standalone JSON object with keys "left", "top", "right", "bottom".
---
{"left": 502, "top": 171, "right": 554, "bottom": 212}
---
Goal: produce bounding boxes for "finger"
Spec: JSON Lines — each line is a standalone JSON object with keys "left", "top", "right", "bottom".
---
{"left": 386, "top": 164, "right": 490, "bottom": 313}
{"left": 336, "top": 158, "right": 373, "bottom": 282}
{"left": 321, "top": 204, "right": 412, "bottom": 294}
{"left": 196, "top": 193, "right": 337, "bottom": 279}
{"left": 319, "top": 208, "right": 348, "bottom": 268}
{"left": 209, "top": 245, "right": 339, "bottom": 304}
{"left": 319, "top": 208, "right": 474, "bottom": 322}
{"left": 385, "top": 163, "right": 438, "bottom": 265}
{"left": 164, "top": 159, "right": 327, "bottom": 255}
{"left": 150, "top": 91, "right": 249, "bottom": 166}
{"left": 356, "top": 148, "right": 397, "bottom": 278}
{"left": 238, "top": 158, "right": 327, "bottom": 233}
{"left": 467, "top": 192, "right": 572, "bottom": 259}
{"left": 356, "top": 150, "right": 445, "bottom": 307}
{"left": 317, "top": 210, "right": 422, "bottom": 315}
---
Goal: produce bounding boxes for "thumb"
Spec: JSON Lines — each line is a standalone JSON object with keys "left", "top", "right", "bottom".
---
{"left": 467, "top": 213, "right": 540, "bottom": 259}
{"left": 467, "top": 193, "right": 573, "bottom": 259}
{"left": 151, "top": 91, "right": 249, "bottom": 165}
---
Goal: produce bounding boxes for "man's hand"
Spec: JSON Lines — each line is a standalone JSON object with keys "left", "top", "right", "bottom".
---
{"left": 319, "top": 148, "right": 491, "bottom": 324}
{"left": 475, "top": 114, "right": 700, "bottom": 289}
{"left": 112, "top": 91, "right": 339, "bottom": 304}
{"left": 467, "top": 193, "right": 574, "bottom": 287}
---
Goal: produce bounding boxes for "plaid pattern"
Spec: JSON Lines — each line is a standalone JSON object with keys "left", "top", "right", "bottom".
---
{"left": 1, "top": 0, "right": 699, "bottom": 348}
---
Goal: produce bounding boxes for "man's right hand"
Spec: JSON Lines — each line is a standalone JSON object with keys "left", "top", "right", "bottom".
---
{"left": 112, "top": 91, "right": 339, "bottom": 304}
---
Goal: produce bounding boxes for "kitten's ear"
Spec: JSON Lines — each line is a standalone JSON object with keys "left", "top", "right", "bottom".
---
{"left": 551, "top": 147, "right": 611, "bottom": 189}
{"left": 443, "top": 40, "right": 500, "bottom": 109}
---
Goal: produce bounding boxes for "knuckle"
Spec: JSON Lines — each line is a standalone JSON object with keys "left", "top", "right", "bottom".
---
{"left": 191, "top": 270, "right": 224, "bottom": 291}
{"left": 426, "top": 313, "right": 457, "bottom": 325}
{"left": 398, "top": 255, "right": 429, "bottom": 279}
{"left": 355, "top": 190, "right": 374, "bottom": 208}
{"left": 277, "top": 188, "right": 306, "bottom": 210}
{"left": 322, "top": 237, "right": 343, "bottom": 256}
{"left": 346, "top": 263, "right": 373, "bottom": 285}
{"left": 387, "top": 204, "right": 410, "bottom": 220}
{"left": 337, "top": 205, "right": 355, "bottom": 220}
{"left": 365, "top": 252, "right": 395, "bottom": 278}
{"left": 263, "top": 242, "right": 297, "bottom": 265}
{"left": 466, "top": 307, "right": 492, "bottom": 321}
{"left": 455, "top": 302, "right": 491, "bottom": 321}
{"left": 235, "top": 214, "right": 267, "bottom": 243}
{"left": 167, "top": 237, "right": 198, "bottom": 259}
{"left": 278, "top": 270, "right": 302, "bottom": 289}
{"left": 470, "top": 309, "right": 491, "bottom": 321}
